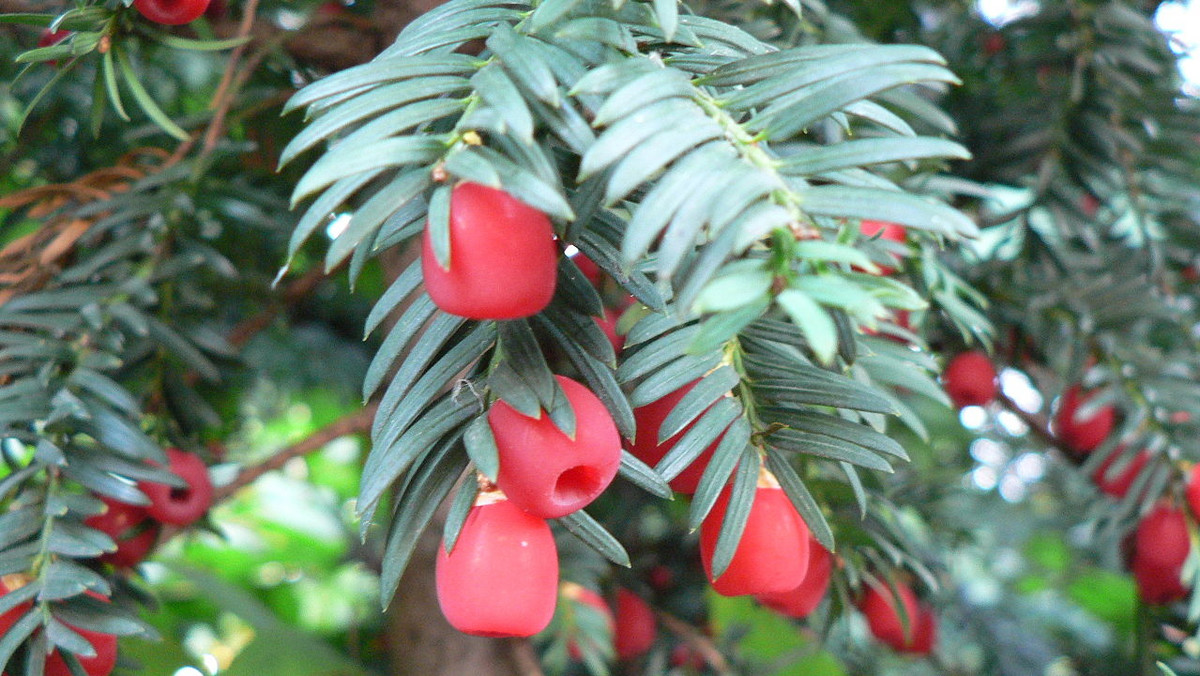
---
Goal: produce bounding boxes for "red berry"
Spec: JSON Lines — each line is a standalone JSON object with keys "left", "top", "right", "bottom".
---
{"left": 943, "top": 351, "right": 998, "bottom": 409}
{"left": 1092, "top": 448, "right": 1149, "bottom": 500}
{"left": 140, "top": 449, "right": 214, "bottom": 526}
{"left": 562, "top": 583, "right": 613, "bottom": 661}
{"left": 860, "top": 220, "right": 906, "bottom": 275}
{"left": 755, "top": 536, "right": 833, "bottom": 619}
{"left": 44, "top": 626, "right": 118, "bottom": 676}
{"left": 669, "top": 643, "right": 705, "bottom": 670}
{"left": 1187, "top": 466, "right": 1200, "bottom": 520}
{"left": 421, "top": 182, "right": 557, "bottom": 320}
{"left": 133, "top": 0, "right": 211, "bottom": 24}
{"left": 203, "top": 0, "right": 228, "bottom": 20}
{"left": 700, "top": 477, "right": 810, "bottom": 596}
{"left": 909, "top": 608, "right": 937, "bottom": 656}
{"left": 435, "top": 494, "right": 558, "bottom": 637}
{"left": 0, "top": 579, "right": 32, "bottom": 640}
{"left": 1053, "top": 385, "right": 1115, "bottom": 455}
{"left": 628, "top": 382, "right": 722, "bottom": 494}
{"left": 982, "top": 33, "right": 1005, "bottom": 56}
{"left": 572, "top": 252, "right": 603, "bottom": 286}
{"left": 84, "top": 498, "right": 159, "bottom": 567}
{"left": 858, "top": 580, "right": 935, "bottom": 654}
{"left": 613, "top": 589, "right": 656, "bottom": 660}
{"left": 488, "top": 375, "right": 621, "bottom": 518}
{"left": 0, "top": 583, "right": 119, "bottom": 676}
{"left": 596, "top": 308, "right": 624, "bottom": 353}
{"left": 1131, "top": 502, "right": 1190, "bottom": 605}
{"left": 37, "top": 28, "right": 69, "bottom": 48}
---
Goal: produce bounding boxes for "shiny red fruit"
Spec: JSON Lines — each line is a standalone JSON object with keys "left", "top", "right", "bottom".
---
{"left": 756, "top": 536, "right": 833, "bottom": 619}
{"left": 596, "top": 309, "right": 624, "bottom": 353}
{"left": 84, "top": 498, "right": 159, "bottom": 567}
{"left": 563, "top": 584, "right": 613, "bottom": 661}
{"left": 858, "top": 580, "right": 935, "bottom": 654}
{"left": 669, "top": 643, "right": 705, "bottom": 670}
{"left": 1132, "top": 502, "right": 1191, "bottom": 605}
{"left": 860, "top": 220, "right": 907, "bottom": 274}
{"left": 628, "top": 381, "right": 722, "bottom": 494}
{"left": 613, "top": 589, "right": 656, "bottom": 660}
{"left": 982, "top": 33, "right": 1005, "bottom": 56}
{"left": 133, "top": 0, "right": 211, "bottom": 24}
{"left": 421, "top": 182, "right": 557, "bottom": 320}
{"left": 1053, "top": 385, "right": 1115, "bottom": 455}
{"left": 488, "top": 375, "right": 621, "bottom": 518}
{"left": 572, "top": 252, "right": 603, "bottom": 286}
{"left": 1187, "top": 465, "right": 1200, "bottom": 520}
{"left": 943, "top": 351, "right": 998, "bottom": 409}
{"left": 44, "top": 625, "right": 118, "bottom": 676}
{"left": 435, "top": 495, "right": 558, "bottom": 637}
{"left": 700, "top": 481, "right": 810, "bottom": 596}
{"left": 0, "top": 579, "right": 32, "bottom": 639}
{"left": 1092, "top": 448, "right": 1149, "bottom": 500}
{"left": 37, "top": 28, "right": 70, "bottom": 48}
{"left": 140, "top": 448, "right": 214, "bottom": 526}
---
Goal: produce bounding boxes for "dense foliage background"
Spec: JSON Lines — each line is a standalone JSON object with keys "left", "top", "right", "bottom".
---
{"left": 1, "top": 0, "right": 1199, "bottom": 674}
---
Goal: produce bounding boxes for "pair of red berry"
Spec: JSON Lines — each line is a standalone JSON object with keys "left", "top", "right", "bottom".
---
{"left": 0, "top": 583, "right": 118, "bottom": 676}
{"left": 85, "top": 448, "right": 214, "bottom": 567}
{"left": 437, "top": 376, "right": 623, "bottom": 637}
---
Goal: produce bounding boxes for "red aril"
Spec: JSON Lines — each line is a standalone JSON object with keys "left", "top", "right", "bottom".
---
{"left": 699, "top": 473, "right": 810, "bottom": 596}
{"left": 572, "top": 252, "right": 603, "bottom": 286}
{"left": 435, "top": 493, "right": 558, "bottom": 637}
{"left": 613, "top": 589, "right": 656, "bottom": 660}
{"left": 943, "top": 351, "right": 998, "bottom": 409}
{"left": 561, "top": 583, "right": 613, "bottom": 661}
{"left": 860, "top": 220, "right": 906, "bottom": 274}
{"left": 1053, "top": 385, "right": 1115, "bottom": 455}
{"left": 858, "top": 579, "right": 934, "bottom": 654}
{"left": 1187, "top": 465, "right": 1200, "bottom": 520}
{"left": 628, "top": 381, "right": 722, "bottom": 494}
{"left": 422, "top": 182, "right": 557, "bottom": 319}
{"left": 1092, "top": 448, "right": 1149, "bottom": 499}
{"left": 140, "top": 448, "right": 214, "bottom": 527}
{"left": 133, "top": 0, "right": 211, "bottom": 24}
{"left": 596, "top": 309, "right": 624, "bottom": 353}
{"left": 1131, "top": 502, "right": 1190, "bottom": 605}
{"left": 488, "top": 375, "right": 621, "bottom": 518}
{"left": 908, "top": 607, "right": 937, "bottom": 656}
{"left": 84, "top": 498, "right": 159, "bottom": 567}
{"left": 755, "top": 536, "right": 833, "bottom": 618}
{"left": 0, "top": 578, "right": 32, "bottom": 640}
{"left": 44, "top": 624, "right": 118, "bottom": 676}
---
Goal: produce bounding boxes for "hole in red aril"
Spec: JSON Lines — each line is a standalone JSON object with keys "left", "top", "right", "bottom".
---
{"left": 554, "top": 465, "right": 603, "bottom": 507}
{"left": 170, "top": 486, "right": 191, "bottom": 502}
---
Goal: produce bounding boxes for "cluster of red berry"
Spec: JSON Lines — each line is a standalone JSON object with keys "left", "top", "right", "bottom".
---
{"left": 423, "top": 185, "right": 937, "bottom": 656}
{"left": 942, "top": 347, "right": 1200, "bottom": 607}
{"left": 0, "top": 448, "right": 213, "bottom": 675}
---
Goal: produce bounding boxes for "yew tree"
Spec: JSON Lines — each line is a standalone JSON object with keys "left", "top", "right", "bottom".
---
{"left": 0, "top": 0, "right": 1198, "bottom": 674}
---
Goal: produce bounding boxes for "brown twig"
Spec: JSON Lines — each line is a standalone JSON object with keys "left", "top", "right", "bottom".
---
{"left": 995, "top": 389, "right": 1083, "bottom": 464}
{"left": 225, "top": 266, "right": 328, "bottom": 348}
{"left": 656, "top": 610, "right": 733, "bottom": 674}
{"left": 212, "top": 401, "right": 378, "bottom": 503}
{"left": 199, "top": 0, "right": 264, "bottom": 159}
{"left": 507, "top": 638, "right": 547, "bottom": 676}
